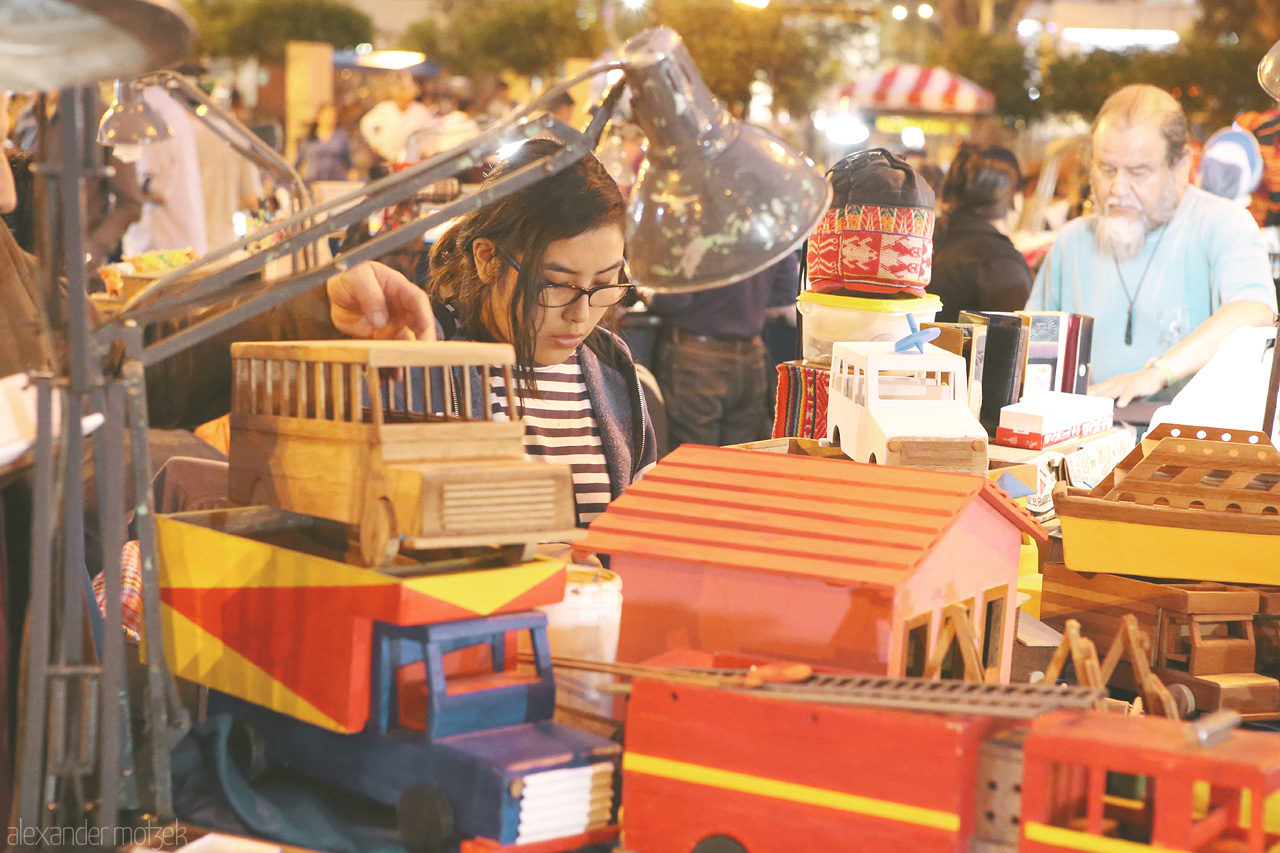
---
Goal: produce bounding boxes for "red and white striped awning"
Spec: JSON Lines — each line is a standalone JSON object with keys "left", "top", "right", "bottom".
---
{"left": 841, "top": 65, "right": 996, "bottom": 115}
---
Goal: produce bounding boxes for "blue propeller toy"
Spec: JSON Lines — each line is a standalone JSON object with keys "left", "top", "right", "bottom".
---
{"left": 893, "top": 312, "right": 940, "bottom": 354}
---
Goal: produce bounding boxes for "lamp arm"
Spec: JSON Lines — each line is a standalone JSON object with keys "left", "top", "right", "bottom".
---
{"left": 95, "top": 112, "right": 611, "bottom": 363}
{"left": 98, "top": 59, "right": 633, "bottom": 345}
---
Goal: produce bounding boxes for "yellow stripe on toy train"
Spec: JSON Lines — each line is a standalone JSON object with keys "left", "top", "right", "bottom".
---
{"left": 1023, "top": 821, "right": 1190, "bottom": 853}
{"left": 623, "top": 753, "right": 960, "bottom": 832}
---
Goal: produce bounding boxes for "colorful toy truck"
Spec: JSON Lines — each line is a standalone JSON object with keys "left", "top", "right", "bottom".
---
{"left": 156, "top": 507, "right": 619, "bottom": 853}
{"left": 214, "top": 612, "right": 620, "bottom": 853}
{"left": 826, "top": 341, "right": 988, "bottom": 476}
{"left": 226, "top": 340, "right": 581, "bottom": 566}
{"left": 621, "top": 675, "right": 1280, "bottom": 853}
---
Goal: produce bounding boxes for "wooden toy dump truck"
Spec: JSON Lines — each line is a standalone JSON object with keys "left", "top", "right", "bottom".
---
{"left": 227, "top": 340, "right": 581, "bottom": 566}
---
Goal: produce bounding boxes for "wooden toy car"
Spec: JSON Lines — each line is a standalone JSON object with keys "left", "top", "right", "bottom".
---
{"left": 226, "top": 340, "right": 581, "bottom": 566}
{"left": 826, "top": 341, "right": 988, "bottom": 476}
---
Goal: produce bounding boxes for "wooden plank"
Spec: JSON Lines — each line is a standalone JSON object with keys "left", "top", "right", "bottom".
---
{"left": 298, "top": 359, "right": 309, "bottom": 419}
{"left": 232, "top": 357, "right": 248, "bottom": 414}
{"left": 231, "top": 412, "right": 370, "bottom": 440}
{"left": 621, "top": 479, "right": 945, "bottom": 534}
{"left": 1054, "top": 488, "right": 1280, "bottom": 534}
{"left": 581, "top": 528, "right": 909, "bottom": 588}
{"left": 585, "top": 515, "right": 919, "bottom": 575}
{"left": 331, "top": 362, "right": 345, "bottom": 422}
{"left": 349, "top": 363, "right": 361, "bottom": 422}
{"left": 660, "top": 446, "right": 981, "bottom": 500}
{"left": 639, "top": 469, "right": 965, "bottom": 519}
{"left": 315, "top": 361, "right": 327, "bottom": 419}
{"left": 606, "top": 493, "right": 938, "bottom": 552}
{"left": 230, "top": 339, "right": 516, "bottom": 367}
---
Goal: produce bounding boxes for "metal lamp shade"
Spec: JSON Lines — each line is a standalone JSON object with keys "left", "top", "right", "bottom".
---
{"left": 0, "top": 0, "right": 193, "bottom": 90}
{"left": 621, "top": 29, "right": 831, "bottom": 292}
{"left": 98, "top": 80, "right": 172, "bottom": 147}
{"left": 1261, "top": 39, "right": 1280, "bottom": 101}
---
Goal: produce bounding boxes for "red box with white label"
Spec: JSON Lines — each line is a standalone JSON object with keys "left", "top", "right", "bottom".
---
{"left": 994, "top": 392, "right": 1114, "bottom": 450}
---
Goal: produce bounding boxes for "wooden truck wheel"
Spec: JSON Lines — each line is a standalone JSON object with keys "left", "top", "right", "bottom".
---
{"left": 226, "top": 719, "right": 267, "bottom": 782}
{"left": 359, "top": 497, "right": 399, "bottom": 568}
{"left": 397, "top": 784, "right": 455, "bottom": 853}
{"left": 1167, "top": 683, "right": 1196, "bottom": 718}
{"left": 692, "top": 836, "right": 748, "bottom": 853}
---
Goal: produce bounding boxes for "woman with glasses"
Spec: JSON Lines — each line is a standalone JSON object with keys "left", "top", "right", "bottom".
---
{"left": 330, "top": 138, "right": 656, "bottom": 526}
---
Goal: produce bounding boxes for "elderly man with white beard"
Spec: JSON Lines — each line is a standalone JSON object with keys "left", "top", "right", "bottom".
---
{"left": 1029, "top": 84, "right": 1277, "bottom": 406}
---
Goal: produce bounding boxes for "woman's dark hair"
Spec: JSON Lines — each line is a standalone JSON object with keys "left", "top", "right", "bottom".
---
{"left": 938, "top": 144, "right": 1022, "bottom": 232}
{"left": 427, "top": 138, "right": 627, "bottom": 392}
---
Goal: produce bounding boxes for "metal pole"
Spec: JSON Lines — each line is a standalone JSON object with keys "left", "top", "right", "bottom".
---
{"left": 15, "top": 376, "right": 58, "bottom": 832}
{"left": 122, "top": 342, "right": 190, "bottom": 820}
{"left": 92, "top": 380, "right": 136, "bottom": 828}
{"left": 1263, "top": 316, "right": 1280, "bottom": 439}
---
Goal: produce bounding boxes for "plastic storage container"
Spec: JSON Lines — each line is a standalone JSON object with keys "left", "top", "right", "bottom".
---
{"left": 796, "top": 290, "right": 942, "bottom": 362}
{"left": 537, "top": 566, "right": 623, "bottom": 718}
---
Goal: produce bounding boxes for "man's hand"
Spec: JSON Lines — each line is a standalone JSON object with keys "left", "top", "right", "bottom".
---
{"left": 1088, "top": 367, "right": 1165, "bottom": 407}
{"left": 327, "top": 261, "right": 435, "bottom": 341}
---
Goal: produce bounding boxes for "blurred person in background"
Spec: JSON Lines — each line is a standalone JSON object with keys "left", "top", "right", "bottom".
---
{"left": 123, "top": 83, "right": 206, "bottom": 256}
{"left": 647, "top": 250, "right": 801, "bottom": 450}
{"left": 359, "top": 75, "right": 433, "bottom": 164}
{"left": 193, "top": 87, "right": 264, "bottom": 250}
{"left": 413, "top": 91, "right": 479, "bottom": 161}
{"left": 931, "top": 144, "right": 1032, "bottom": 321}
{"left": 1235, "top": 105, "right": 1280, "bottom": 255}
{"left": 295, "top": 103, "right": 355, "bottom": 183}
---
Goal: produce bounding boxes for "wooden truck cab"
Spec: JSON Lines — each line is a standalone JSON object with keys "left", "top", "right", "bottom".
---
{"left": 227, "top": 340, "right": 580, "bottom": 566}
{"left": 826, "top": 341, "right": 988, "bottom": 476}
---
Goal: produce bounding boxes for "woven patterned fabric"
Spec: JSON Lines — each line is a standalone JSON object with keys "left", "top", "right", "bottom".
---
{"left": 807, "top": 202, "right": 934, "bottom": 297}
{"left": 772, "top": 362, "right": 830, "bottom": 440}
{"left": 92, "top": 540, "right": 143, "bottom": 642}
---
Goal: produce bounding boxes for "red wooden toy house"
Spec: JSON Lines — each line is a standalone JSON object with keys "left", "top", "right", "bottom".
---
{"left": 579, "top": 445, "right": 1045, "bottom": 682}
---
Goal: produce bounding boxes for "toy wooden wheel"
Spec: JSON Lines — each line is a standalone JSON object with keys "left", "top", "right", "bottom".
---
{"left": 359, "top": 497, "right": 399, "bottom": 568}
{"left": 397, "top": 784, "right": 455, "bottom": 853}
{"left": 692, "top": 836, "right": 748, "bottom": 853}
{"left": 1167, "top": 683, "right": 1196, "bottom": 718}
{"left": 226, "top": 719, "right": 267, "bottom": 782}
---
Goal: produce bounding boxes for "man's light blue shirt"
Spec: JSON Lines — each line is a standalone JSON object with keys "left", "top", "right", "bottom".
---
{"left": 1027, "top": 185, "right": 1277, "bottom": 381}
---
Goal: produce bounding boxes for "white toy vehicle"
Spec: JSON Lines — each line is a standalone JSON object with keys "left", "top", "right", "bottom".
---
{"left": 827, "top": 341, "right": 988, "bottom": 476}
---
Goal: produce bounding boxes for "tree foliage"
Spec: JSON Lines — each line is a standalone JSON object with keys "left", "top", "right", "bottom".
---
{"left": 402, "top": 0, "right": 603, "bottom": 79}
{"left": 646, "top": 0, "right": 853, "bottom": 115}
{"left": 1195, "top": 0, "right": 1280, "bottom": 48}
{"left": 927, "top": 30, "right": 1044, "bottom": 122}
{"left": 1042, "top": 37, "right": 1274, "bottom": 131}
{"left": 184, "top": 0, "right": 373, "bottom": 63}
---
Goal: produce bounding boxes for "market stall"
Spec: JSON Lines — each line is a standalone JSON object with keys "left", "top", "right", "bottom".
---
{"left": 826, "top": 64, "right": 997, "bottom": 164}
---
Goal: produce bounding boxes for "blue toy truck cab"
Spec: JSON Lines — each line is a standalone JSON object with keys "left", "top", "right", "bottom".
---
{"left": 218, "top": 611, "right": 620, "bottom": 853}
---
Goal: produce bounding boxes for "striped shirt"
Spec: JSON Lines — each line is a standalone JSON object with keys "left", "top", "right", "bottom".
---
{"left": 490, "top": 353, "right": 612, "bottom": 526}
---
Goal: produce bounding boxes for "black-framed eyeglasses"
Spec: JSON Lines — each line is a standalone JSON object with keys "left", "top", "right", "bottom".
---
{"left": 498, "top": 247, "right": 633, "bottom": 308}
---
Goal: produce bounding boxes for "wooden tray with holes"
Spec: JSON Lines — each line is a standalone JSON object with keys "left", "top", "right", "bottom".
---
{"left": 1052, "top": 423, "right": 1280, "bottom": 583}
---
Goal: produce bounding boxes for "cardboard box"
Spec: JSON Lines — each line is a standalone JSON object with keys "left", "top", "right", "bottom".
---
{"left": 995, "top": 391, "right": 1115, "bottom": 450}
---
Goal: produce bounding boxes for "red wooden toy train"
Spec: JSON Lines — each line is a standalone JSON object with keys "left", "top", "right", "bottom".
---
{"left": 620, "top": 673, "right": 1280, "bottom": 853}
